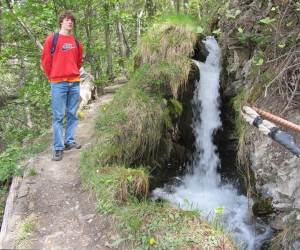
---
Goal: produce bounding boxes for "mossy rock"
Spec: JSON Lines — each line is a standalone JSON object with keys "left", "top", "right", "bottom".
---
{"left": 252, "top": 197, "right": 276, "bottom": 217}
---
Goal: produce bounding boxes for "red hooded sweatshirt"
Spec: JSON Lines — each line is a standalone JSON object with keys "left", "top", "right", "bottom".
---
{"left": 41, "top": 33, "right": 83, "bottom": 82}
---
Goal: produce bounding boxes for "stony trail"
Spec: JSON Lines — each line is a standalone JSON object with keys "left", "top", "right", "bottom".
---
{"left": 0, "top": 93, "right": 121, "bottom": 250}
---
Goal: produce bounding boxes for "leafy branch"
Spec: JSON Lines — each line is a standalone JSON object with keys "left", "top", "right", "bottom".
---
{"left": 4, "top": 0, "right": 43, "bottom": 52}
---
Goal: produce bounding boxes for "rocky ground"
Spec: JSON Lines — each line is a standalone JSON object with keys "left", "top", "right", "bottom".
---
{"left": 0, "top": 93, "right": 123, "bottom": 250}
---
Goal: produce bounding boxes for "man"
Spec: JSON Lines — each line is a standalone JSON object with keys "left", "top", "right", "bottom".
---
{"left": 41, "top": 10, "right": 84, "bottom": 161}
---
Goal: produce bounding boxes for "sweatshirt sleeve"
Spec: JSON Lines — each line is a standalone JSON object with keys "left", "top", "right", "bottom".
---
{"left": 41, "top": 35, "right": 54, "bottom": 80}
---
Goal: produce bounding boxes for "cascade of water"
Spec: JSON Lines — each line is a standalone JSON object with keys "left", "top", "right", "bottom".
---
{"left": 152, "top": 36, "right": 273, "bottom": 249}
{"left": 187, "top": 36, "right": 222, "bottom": 189}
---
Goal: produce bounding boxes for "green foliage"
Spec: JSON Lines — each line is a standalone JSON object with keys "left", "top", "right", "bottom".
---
{"left": 168, "top": 99, "right": 183, "bottom": 118}
{"left": 110, "top": 201, "right": 235, "bottom": 249}
{"left": 183, "top": 198, "right": 200, "bottom": 215}
{"left": 27, "top": 168, "right": 37, "bottom": 178}
{"left": 215, "top": 206, "right": 225, "bottom": 216}
{"left": 226, "top": 9, "right": 241, "bottom": 19}
{"left": 0, "top": 186, "right": 8, "bottom": 220}
{"left": 81, "top": 164, "right": 149, "bottom": 214}
{"left": 0, "top": 144, "right": 23, "bottom": 184}
{"left": 17, "top": 215, "right": 36, "bottom": 242}
{"left": 153, "top": 13, "right": 199, "bottom": 27}
{"left": 135, "top": 16, "right": 198, "bottom": 99}
{"left": 213, "top": 29, "right": 222, "bottom": 35}
{"left": 196, "top": 26, "right": 204, "bottom": 34}
{"left": 253, "top": 58, "right": 264, "bottom": 66}
{"left": 237, "top": 27, "right": 244, "bottom": 34}
{"left": 0, "top": 134, "right": 48, "bottom": 221}
{"left": 211, "top": 206, "right": 226, "bottom": 230}
{"left": 0, "top": 1, "right": 52, "bottom": 151}
{"left": 1, "top": 0, "right": 165, "bottom": 158}
{"left": 230, "top": 89, "right": 249, "bottom": 140}
{"left": 81, "top": 15, "right": 201, "bottom": 176}
{"left": 238, "top": 32, "right": 270, "bottom": 46}
{"left": 80, "top": 152, "right": 235, "bottom": 249}
{"left": 81, "top": 81, "right": 167, "bottom": 171}
{"left": 197, "top": 0, "right": 229, "bottom": 30}
{"left": 260, "top": 17, "right": 276, "bottom": 24}
{"left": 0, "top": 134, "right": 48, "bottom": 181}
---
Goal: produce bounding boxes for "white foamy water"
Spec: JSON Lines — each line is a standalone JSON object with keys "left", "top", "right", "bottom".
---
{"left": 152, "top": 36, "right": 272, "bottom": 249}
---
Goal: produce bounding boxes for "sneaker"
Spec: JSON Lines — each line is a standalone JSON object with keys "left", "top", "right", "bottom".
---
{"left": 64, "top": 142, "right": 81, "bottom": 150}
{"left": 52, "top": 150, "right": 63, "bottom": 161}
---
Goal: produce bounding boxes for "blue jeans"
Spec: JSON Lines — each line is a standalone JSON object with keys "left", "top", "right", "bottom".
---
{"left": 51, "top": 82, "right": 80, "bottom": 150}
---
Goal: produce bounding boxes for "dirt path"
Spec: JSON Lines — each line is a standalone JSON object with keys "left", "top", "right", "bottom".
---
{"left": 0, "top": 93, "right": 120, "bottom": 249}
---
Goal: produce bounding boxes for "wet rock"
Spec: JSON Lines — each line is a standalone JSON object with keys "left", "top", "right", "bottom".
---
{"left": 252, "top": 197, "right": 275, "bottom": 217}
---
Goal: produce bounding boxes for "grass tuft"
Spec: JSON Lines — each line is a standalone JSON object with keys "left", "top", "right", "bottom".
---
{"left": 134, "top": 21, "right": 197, "bottom": 99}
{"left": 112, "top": 202, "right": 237, "bottom": 249}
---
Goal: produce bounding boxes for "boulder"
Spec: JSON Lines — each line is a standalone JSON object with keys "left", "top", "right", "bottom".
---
{"left": 79, "top": 68, "right": 96, "bottom": 111}
{"left": 104, "top": 84, "right": 123, "bottom": 94}
{"left": 113, "top": 76, "right": 128, "bottom": 84}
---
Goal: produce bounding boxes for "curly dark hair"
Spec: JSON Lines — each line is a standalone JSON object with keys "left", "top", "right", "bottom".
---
{"left": 58, "top": 10, "right": 76, "bottom": 28}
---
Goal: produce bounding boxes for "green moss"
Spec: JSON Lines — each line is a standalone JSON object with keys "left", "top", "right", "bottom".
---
{"left": 252, "top": 197, "right": 275, "bottom": 217}
{"left": 169, "top": 99, "right": 183, "bottom": 118}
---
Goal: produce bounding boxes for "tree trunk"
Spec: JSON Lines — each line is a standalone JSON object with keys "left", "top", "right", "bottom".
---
{"left": 82, "top": 3, "right": 102, "bottom": 78}
{"left": 195, "top": 0, "right": 201, "bottom": 19}
{"left": 203, "top": 0, "right": 207, "bottom": 15}
{"left": 0, "top": 0, "right": 2, "bottom": 54}
{"left": 170, "top": 0, "right": 174, "bottom": 9}
{"left": 18, "top": 43, "right": 32, "bottom": 129}
{"left": 137, "top": 0, "right": 146, "bottom": 41}
{"left": 121, "top": 23, "right": 132, "bottom": 57}
{"left": 146, "top": 0, "right": 154, "bottom": 18}
{"left": 176, "top": 0, "right": 180, "bottom": 13}
{"left": 104, "top": 3, "right": 113, "bottom": 77}
{"left": 115, "top": 1, "right": 126, "bottom": 69}
{"left": 183, "top": 0, "right": 189, "bottom": 14}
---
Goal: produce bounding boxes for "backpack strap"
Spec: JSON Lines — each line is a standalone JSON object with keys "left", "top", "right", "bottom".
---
{"left": 51, "top": 32, "right": 79, "bottom": 57}
{"left": 51, "top": 33, "right": 59, "bottom": 57}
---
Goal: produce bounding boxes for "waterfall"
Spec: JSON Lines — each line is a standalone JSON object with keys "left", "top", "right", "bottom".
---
{"left": 152, "top": 36, "right": 273, "bottom": 249}
{"left": 188, "top": 36, "right": 222, "bottom": 189}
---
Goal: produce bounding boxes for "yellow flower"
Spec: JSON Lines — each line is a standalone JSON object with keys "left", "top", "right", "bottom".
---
{"left": 150, "top": 238, "right": 155, "bottom": 245}
{"left": 103, "top": 107, "right": 107, "bottom": 111}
